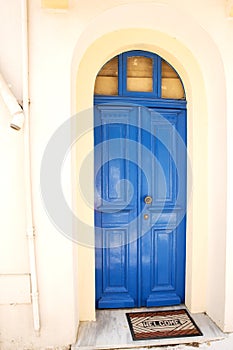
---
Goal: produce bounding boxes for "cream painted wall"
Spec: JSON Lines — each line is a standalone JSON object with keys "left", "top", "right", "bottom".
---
{"left": 0, "top": 0, "right": 232, "bottom": 348}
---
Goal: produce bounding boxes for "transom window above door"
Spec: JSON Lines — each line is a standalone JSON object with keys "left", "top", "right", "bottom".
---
{"left": 94, "top": 50, "right": 185, "bottom": 100}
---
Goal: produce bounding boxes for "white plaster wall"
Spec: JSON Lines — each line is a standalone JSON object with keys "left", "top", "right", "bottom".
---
{"left": 224, "top": 37, "right": 233, "bottom": 333}
{"left": 0, "top": 0, "right": 23, "bottom": 100}
{"left": 0, "top": 97, "right": 28, "bottom": 274}
{"left": 0, "top": 0, "right": 27, "bottom": 274}
{"left": 0, "top": 1, "right": 79, "bottom": 348}
{"left": 0, "top": 0, "right": 232, "bottom": 348}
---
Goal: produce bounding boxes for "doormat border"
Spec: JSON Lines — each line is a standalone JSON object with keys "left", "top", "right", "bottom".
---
{"left": 126, "top": 308, "right": 203, "bottom": 341}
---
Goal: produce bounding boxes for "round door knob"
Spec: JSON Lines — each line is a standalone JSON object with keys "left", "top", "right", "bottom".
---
{"left": 144, "top": 196, "right": 152, "bottom": 204}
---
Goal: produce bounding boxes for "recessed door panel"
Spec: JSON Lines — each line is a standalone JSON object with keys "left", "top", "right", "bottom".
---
{"left": 103, "top": 229, "right": 128, "bottom": 293}
{"left": 152, "top": 229, "right": 176, "bottom": 290}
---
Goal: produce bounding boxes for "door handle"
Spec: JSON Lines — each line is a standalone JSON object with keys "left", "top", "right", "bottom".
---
{"left": 144, "top": 196, "right": 152, "bottom": 204}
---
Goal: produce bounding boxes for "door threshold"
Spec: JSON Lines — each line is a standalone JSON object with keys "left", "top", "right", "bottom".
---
{"left": 72, "top": 305, "right": 226, "bottom": 350}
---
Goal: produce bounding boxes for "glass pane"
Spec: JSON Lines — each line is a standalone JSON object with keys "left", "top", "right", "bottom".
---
{"left": 161, "top": 60, "right": 185, "bottom": 99}
{"left": 94, "top": 56, "right": 118, "bottom": 95}
{"left": 127, "top": 56, "right": 153, "bottom": 92}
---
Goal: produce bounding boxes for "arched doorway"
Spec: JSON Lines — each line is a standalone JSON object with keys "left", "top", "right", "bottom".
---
{"left": 94, "top": 50, "right": 187, "bottom": 308}
{"left": 74, "top": 27, "right": 212, "bottom": 323}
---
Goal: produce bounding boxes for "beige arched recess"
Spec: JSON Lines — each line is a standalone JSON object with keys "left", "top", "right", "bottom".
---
{"left": 73, "top": 28, "right": 207, "bottom": 321}
{"left": 72, "top": 25, "right": 228, "bottom": 332}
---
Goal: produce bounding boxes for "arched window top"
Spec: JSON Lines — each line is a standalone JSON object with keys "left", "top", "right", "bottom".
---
{"left": 94, "top": 50, "right": 185, "bottom": 100}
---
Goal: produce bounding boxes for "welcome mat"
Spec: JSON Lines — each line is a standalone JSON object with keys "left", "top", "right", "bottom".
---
{"left": 126, "top": 309, "right": 203, "bottom": 341}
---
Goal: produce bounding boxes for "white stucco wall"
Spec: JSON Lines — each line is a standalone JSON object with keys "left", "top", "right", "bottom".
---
{"left": 0, "top": 0, "right": 233, "bottom": 349}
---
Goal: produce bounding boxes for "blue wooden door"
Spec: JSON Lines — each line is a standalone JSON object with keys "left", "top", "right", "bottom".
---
{"left": 95, "top": 104, "right": 186, "bottom": 308}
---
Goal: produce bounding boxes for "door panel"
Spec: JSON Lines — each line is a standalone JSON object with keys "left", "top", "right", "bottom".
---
{"left": 152, "top": 120, "right": 175, "bottom": 203}
{"left": 141, "top": 108, "right": 186, "bottom": 306}
{"left": 141, "top": 223, "right": 185, "bottom": 307}
{"left": 142, "top": 109, "right": 182, "bottom": 207}
{"left": 152, "top": 229, "right": 176, "bottom": 289}
{"left": 103, "top": 228, "right": 128, "bottom": 292}
{"left": 95, "top": 106, "right": 138, "bottom": 308}
{"left": 95, "top": 104, "right": 186, "bottom": 308}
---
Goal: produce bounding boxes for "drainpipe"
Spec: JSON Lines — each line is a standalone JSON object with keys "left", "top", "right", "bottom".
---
{"left": 21, "top": 0, "right": 41, "bottom": 333}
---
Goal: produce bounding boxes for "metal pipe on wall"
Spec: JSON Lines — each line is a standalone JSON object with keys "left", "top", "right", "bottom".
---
{"left": 22, "top": 0, "right": 40, "bottom": 333}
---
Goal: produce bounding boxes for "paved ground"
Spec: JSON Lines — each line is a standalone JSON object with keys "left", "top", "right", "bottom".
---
{"left": 110, "top": 334, "right": 233, "bottom": 350}
{"left": 139, "top": 333, "right": 233, "bottom": 350}
{"left": 73, "top": 307, "right": 231, "bottom": 350}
